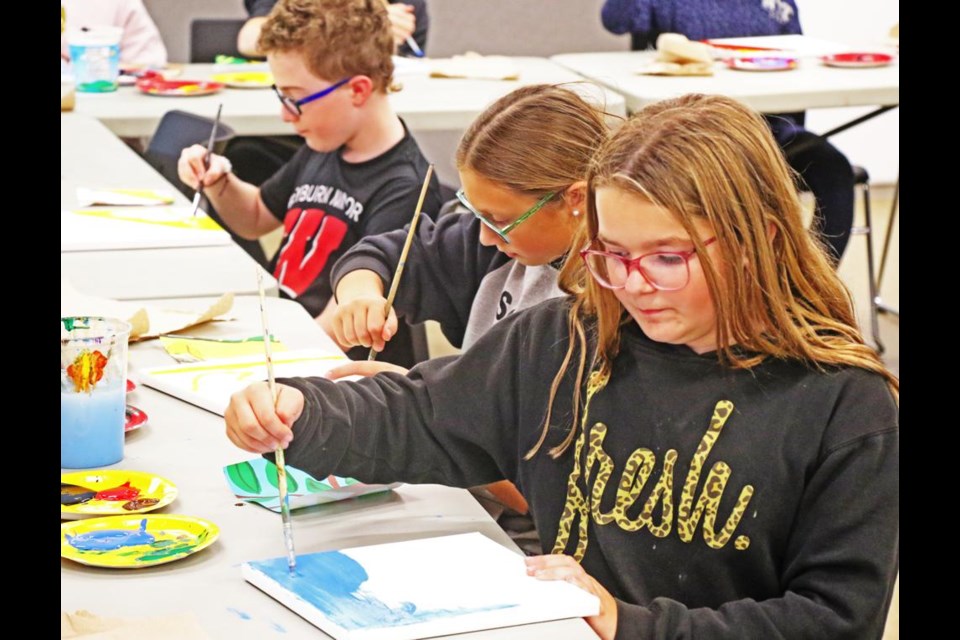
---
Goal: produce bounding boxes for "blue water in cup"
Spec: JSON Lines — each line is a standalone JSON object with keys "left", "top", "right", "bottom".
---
{"left": 67, "top": 27, "right": 122, "bottom": 93}
{"left": 61, "top": 317, "right": 131, "bottom": 469}
{"left": 61, "top": 385, "right": 125, "bottom": 468}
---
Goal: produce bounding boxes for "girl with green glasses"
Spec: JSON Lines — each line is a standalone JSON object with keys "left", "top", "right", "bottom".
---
{"left": 326, "top": 84, "right": 611, "bottom": 369}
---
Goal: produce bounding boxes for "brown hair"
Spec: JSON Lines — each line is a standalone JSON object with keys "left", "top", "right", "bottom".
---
{"left": 530, "top": 94, "right": 898, "bottom": 459}
{"left": 456, "top": 84, "right": 611, "bottom": 196}
{"left": 259, "top": 0, "right": 395, "bottom": 93}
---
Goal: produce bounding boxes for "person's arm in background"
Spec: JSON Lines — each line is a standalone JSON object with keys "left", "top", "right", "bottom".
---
{"left": 600, "top": 0, "right": 652, "bottom": 35}
{"left": 61, "top": 0, "right": 168, "bottom": 67}
{"left": 237, "top": 0, "right": 276, "bottom": 58}
{"left": 118, "top": 0, "right": 167, "bottom": 66}
{"left": 393, "top": 0, "right": 429, "bottom": 57}
{"left": 600, "top": 0, "right": 660, "bottom": 50}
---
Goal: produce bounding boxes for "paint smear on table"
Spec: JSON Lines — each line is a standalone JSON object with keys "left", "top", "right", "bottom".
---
{"left": 227, "top": 607, "right": 252, "bottom": 621}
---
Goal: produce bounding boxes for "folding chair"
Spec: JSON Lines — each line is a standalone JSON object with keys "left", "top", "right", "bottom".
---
{"left": 142, "top": 109, "right": 235, "bottom": 198}
{"left": 189, "top": 18, "right": 247, "bottom": 63}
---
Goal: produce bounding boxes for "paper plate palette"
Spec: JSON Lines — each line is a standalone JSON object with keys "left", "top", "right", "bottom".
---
{"left": 61, "top": 470, "right": 177, "bottom": 519}
{"left": 136, "top": 78, "right": 224, "bottom": 97}
{"left": 125, "top": 405, "right": 148, "bottom": 433}
{"left": 210, "top": 71, "right": 274, "bottom": 88}
{"left": 822, "top": 52, "right": 894, "bottom": 68}
{"left": 726, "top": 56, "right": 797, "bottom": 72}
{"left": 61, "top": 514, "right": 220, "bottom": 568}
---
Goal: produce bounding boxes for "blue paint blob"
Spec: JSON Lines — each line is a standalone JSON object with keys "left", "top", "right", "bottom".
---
{"left": 226, "top": 607, "right": 252, "bottom": 621}
{"left": 67, "top": 519, "right": 154, "bottom": 551}
{"left": 269, "top": 621, "right": 287, "bottom": 633}
{"left": 249, "top": 551, "right": 513, "bottom": 631}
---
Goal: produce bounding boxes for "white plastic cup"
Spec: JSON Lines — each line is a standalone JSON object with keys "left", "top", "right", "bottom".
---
{"left": 67, "top": 26, "right": 123, "bottom": 93}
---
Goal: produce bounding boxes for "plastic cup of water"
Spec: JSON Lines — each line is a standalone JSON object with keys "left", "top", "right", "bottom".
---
{"left": 61, "top": 317, "right": 131, "bottom": 469}
{"left": 66, "top": 26, "right": 123, "bottom": 93}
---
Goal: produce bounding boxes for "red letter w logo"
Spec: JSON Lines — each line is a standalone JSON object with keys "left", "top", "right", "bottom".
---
{"left": 273, "top": 208, "right": 348, "bottom": 298}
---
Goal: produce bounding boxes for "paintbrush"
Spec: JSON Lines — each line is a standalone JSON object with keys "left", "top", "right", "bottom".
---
{"left": 404, "top": 36, "right": 424, "bottom": 58}
{"left": 190, "top": 103, "right": 224, "bottom": 218}
{"left": 256, "top": 267, "right": 297, "bottom": 573}
{"left": 368, "top": 164, "right": 433, "bottom": 361}
{"left": 377, "top": 0, "right": 425, "bottom": 58}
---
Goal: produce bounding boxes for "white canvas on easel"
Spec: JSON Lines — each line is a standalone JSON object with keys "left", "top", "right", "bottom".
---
{"left": 242, "top": 532, "right": 600, "bottom": 640}
{"left": 139, "top": 348, "right": 349, "bottom": 415}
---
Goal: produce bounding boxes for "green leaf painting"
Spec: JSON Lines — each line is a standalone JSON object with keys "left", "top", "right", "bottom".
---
{"left": 222, "top": 458, "right": 399, "bottom": 513}
{"left": 226, "top": 461, "right": 261, "bottom": 494}
{"left": 264, "top": 462, "right": 300, "bottom": 493}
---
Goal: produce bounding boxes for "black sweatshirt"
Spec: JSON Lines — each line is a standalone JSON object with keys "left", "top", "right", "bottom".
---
{"left": 331, "top": 212, "right": 562, "bottom": 349}
{"left": 277, "top": 298, "right": 899, "bottom": 639}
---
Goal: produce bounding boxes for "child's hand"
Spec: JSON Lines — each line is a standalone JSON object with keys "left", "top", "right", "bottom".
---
{"left": 225, "top": 382, "right": 304, "bottom": 454}
{"left": 177, "top": 144, "right": 231, "bottom": 191}
{"left": 525, "top": 554, "right": 618, "bottom": 640}
{"left": 386, "top": 3, "right": 416, "bottom": 47}
{"left": 325, "top": 361, "right": 409, "bottom": 380}
{"left": 331, "top": 295, "right": 398, "bottom": 353}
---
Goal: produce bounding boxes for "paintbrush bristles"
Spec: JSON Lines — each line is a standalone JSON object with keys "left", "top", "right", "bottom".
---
{"left": 368, "top": 164, "right": 434, "bottom": 361}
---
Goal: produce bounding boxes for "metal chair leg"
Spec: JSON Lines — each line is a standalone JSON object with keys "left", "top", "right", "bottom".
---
{"left": 875, "top": 176, "right": 899, "bottom": 318}
{"left": 850, "top": 167, "right": 884, "bottom": 353}
{"left": 861, "top": 182, "right": 883, "bottom": 353}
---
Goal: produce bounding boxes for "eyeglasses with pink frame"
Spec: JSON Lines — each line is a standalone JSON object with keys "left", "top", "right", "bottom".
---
{"left": 580, "top": 237, "right": 717, "bottom": 291}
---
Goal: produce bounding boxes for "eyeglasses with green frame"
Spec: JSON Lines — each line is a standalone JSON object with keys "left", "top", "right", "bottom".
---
{"left": 456, "top": 188, "right": 557, "bottom": 244}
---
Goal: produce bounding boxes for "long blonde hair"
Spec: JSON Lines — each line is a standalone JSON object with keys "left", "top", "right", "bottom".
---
{"left": 456, "top": 84, "right": 611, "bottom": 196}
{"left": 530, "top": 94, "right": 898, "bottom": 459}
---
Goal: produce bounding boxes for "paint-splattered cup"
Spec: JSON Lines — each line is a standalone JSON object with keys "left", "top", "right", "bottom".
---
{"left": 61, "top": 317, "right": 131, "bottom": 469}
{"left": 66, "top": 26, "right": 122, "bottom": 93}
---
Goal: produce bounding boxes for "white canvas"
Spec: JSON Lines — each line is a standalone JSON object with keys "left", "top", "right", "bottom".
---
{"left": 139, "top": 348, "right": 349, "bottom": 415}
{"left": 61, "top": 207, "right": 232, "bottom": 251}
{"left": 242, "top": 532, "right": 599, "bottom": 640}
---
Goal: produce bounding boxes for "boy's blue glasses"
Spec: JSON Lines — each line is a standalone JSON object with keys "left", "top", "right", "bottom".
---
{"left": 272, "top": 77, "right": 352, "bottom": 117}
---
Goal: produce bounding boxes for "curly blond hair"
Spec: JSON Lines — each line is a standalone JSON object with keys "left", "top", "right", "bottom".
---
{"left": 259, "top": 0, "right": 394, "bottom": 92}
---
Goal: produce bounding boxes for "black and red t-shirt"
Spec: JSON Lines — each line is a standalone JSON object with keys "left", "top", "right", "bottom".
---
{"left": 259, "top": 124, "right": 441, "bottom": 317}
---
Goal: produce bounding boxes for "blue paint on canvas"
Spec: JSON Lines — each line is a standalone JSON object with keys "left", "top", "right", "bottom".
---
{"left": 249, "top": 551, "right": 514, "bottom": 630}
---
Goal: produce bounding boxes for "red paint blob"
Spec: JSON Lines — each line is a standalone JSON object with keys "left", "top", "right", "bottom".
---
{"left": 95, "top": 481, "right": 141, "bottom": 501}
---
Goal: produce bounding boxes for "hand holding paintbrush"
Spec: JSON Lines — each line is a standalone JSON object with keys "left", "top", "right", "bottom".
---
{"left": 367, "top": 165, "right": 433, "bottom": 361}
{"left": 380, "top": 1, "right": 424, "bottom": 58}
{"left": 255, "top": 267, "right": 298, "bottom": 573}
{"left": 189, "top": 104, "right": 224, "bottom": 217}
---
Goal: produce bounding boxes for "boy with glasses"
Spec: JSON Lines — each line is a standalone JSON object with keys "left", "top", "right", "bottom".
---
{"left": 178, "top": 0, "right": 441, "bottom": 365}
